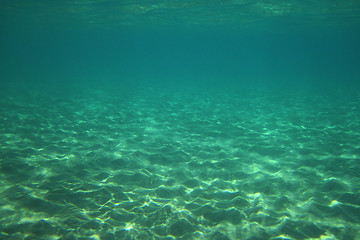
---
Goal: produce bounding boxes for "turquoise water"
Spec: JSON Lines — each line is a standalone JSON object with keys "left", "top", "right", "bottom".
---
{"left": 1, "top": 1, "right": 360, "bottom": 239}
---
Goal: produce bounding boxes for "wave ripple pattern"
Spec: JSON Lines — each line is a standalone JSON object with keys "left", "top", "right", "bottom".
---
{"left": 1, "top": 90, "right": 360, "bottom": 239}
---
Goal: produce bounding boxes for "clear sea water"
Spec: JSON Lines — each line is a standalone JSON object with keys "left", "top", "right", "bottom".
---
{"left": 1, "top": 1, "right": 360, "bottom": 239}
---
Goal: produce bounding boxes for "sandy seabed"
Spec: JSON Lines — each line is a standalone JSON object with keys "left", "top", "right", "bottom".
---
{"left": 1, "top": 88, "right": 360, "bottom": 240}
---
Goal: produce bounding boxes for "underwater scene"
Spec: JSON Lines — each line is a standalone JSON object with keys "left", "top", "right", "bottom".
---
{"left": 1, "top": 1, "right": 360, "bottom": 240}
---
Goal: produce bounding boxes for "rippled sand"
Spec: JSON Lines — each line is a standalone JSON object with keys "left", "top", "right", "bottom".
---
{"left": 1, "top": 89, "right": 360, "bottom": 239}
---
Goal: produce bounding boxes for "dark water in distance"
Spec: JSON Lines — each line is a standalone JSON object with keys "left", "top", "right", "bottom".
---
{"left": 2, "top": 27, "right": 360, "bottom": 93}
{"left": 1, "top": 1, "right": 360, "bottom": 240}
{"left": 1, "top": 0, "right": 360, "bottom": 93}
